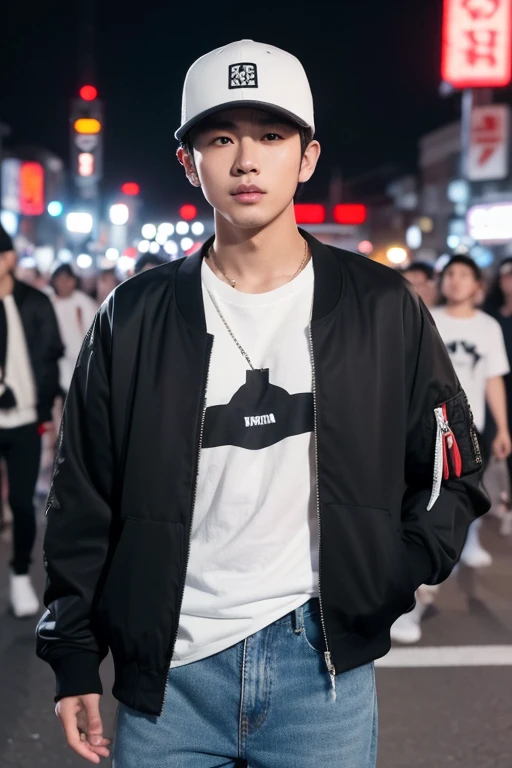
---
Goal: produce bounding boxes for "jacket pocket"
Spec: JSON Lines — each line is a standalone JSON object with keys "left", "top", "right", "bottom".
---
{"left": 96, "top": 518, "right": 184, "bottom": 670}
{"left": 321, "top": 504, "right": 415, "bottom": 638}
{"left": 427, "top": 390, "right": 483, "bottom": 511}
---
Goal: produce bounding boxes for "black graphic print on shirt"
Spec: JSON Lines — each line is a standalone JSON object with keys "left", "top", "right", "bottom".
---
{"left": 446, "top": 340, "right": 482, "bottom": 371}
{"left": 202, "top": 369, "right": 313, "bottom": 450}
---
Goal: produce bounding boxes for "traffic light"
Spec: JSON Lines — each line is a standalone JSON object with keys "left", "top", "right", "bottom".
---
{"left": 70, "top": 85, "right": 103, "bottom": 198}
{"left": 179, "top": 204, "right": 197, "bottom": 220}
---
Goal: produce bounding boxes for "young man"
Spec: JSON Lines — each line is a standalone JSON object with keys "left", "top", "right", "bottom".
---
{"left": 50, "top": 263, "right": 98, "bottom": 395}
{"left": 36, "top": 41, "right": 489, "bottom": 767}
{"left": 391, "top": 254, "right": 510, "bottom": 644}
{"left": 433, "top": 256, "right": 511, "bottom": 561}
{"left": 0, "top": 224, "right": 63, "bottom": 617}
{"left": 402, "top": 261, "right": 438, "bottom": 309}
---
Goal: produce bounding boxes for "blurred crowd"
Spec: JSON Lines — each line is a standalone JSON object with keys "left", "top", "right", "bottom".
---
{"left": 393, "top": 256, "right": 512, "bottom": 643}
{"left": 1, "top": 221, "right": 511, "bottom": 632}
{"left": 0, "top": 223, "right": 170, "bottom": 617}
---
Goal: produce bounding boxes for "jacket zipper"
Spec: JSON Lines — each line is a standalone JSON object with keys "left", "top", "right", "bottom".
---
{"left": 308, "top": 325, "right": 336, "bottom": 699}
{"left": 159, "top": 336, "right": 214, "bottom": 714}
{"left": 427, "top": 405, "right": 462, "bottom": 511}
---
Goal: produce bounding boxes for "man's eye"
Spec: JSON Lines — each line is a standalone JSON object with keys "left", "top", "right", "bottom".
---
{"left": 264, "top": 133, "right": 281, "bottom": 141}
{"left": 213, "top": 136, "right": 232, "bottom": 145}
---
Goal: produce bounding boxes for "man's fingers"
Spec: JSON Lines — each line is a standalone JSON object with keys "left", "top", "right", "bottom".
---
{"left": 59, "top": 714, "right": 101, "bottom": 764}
{"left": 82, "top": 695, "right": 105, "bottom": 742}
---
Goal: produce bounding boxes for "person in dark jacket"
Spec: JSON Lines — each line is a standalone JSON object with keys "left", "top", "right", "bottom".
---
{"left": 485, "top": 257, "right": 512, "bottom": 535}
{"left": 36, "top": 41, "right": 489, "bottom": 768}
{"left": 0, "top": 224, "right": 63, "bottom": 617}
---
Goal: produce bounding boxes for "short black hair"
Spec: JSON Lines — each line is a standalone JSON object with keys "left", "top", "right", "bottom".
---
{"left": 441, "top": 254, "right": 482, "bottom": 283}
{"left": 50, "top": 263, "right": 79, "bottom": 292}
{"left": 134, "top": 253, "right": 168, "bottom": 275}
{"left": 403, "top": 262, "right": 434, "bottom": 281}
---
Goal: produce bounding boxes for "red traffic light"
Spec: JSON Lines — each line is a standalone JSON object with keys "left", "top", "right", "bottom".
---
{"left": 333, "top": 204, "right": 367, "bottom": 225}
{"left": 294, "top": 204, "right": 326, "bottom": 224}
{"left": 121, "top": 182, "right": 140, "bottom": 196}
{"left": 80, "top": 85, "right": 98, "bottom": 101}
{"left": 180, "top": 204, "right": 197, "bottom": 221}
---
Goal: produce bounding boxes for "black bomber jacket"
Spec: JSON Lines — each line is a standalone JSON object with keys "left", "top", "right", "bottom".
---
{"left": 36, "top": 231, "right": 489, "bottom": 715}
{"left": 11, "top": 280, "right": 63, "bottom": 423}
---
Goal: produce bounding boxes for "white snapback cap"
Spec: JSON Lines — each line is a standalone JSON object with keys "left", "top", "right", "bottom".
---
{"left": 175, "top": 40, "right": 315, "bottom": 140}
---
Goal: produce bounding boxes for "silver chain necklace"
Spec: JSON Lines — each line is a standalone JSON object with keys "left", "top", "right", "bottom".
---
{"left": 205, "top": 241, "right": 311, "bottom": 372}
{"left": 206, "top": 288, "right": 261, "bottom": 371}
{"left": 209, "top": 238, "right": 309, "bottom": 290}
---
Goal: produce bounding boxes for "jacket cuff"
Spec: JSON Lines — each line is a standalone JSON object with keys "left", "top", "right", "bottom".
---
{"left": 50, "top": 652, "right": 103, "bottom": 702}
{"left": 403, "top": 539, "right": 433, "bottom": 590}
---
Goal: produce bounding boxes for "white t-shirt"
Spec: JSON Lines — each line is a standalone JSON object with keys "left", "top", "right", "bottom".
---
{"left": 0, "top": 295, "right": 37, "bottom": 429}
{"left": 431, "top": 308, "right": 510, "bottom": 432}
{"left": 51, "top": 291, "right": 97, "bottom": 392}
{"left": 171, "top": 258, "right": 319, "bottom": 667}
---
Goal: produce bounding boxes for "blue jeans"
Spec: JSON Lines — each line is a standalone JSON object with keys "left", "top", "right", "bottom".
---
{"left": 113, "top": 598, "right": 378, "bottom": 767}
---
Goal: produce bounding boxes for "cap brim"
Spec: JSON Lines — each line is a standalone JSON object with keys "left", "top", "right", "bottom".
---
{"left": 175, "top": 100, "right": 312, "bottom": 140}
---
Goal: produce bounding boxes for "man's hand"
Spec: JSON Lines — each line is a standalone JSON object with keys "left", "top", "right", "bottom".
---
{"left": 38, "top": 421, "right": 55, "bottom": 436}
{"left": 56, "top": 694, "right": 111, "bottom": 764}
{"left": 492, "top": 429, "right": 512, "bottom": 461}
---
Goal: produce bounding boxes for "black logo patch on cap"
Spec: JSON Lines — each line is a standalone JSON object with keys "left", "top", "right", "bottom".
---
{"left": 229, "top": 63, "right": 258, "bottom": 89}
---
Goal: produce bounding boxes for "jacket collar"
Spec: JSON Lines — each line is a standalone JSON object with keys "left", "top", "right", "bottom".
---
{"left": 175, "top": 228, "right": 342, "bottom": 331}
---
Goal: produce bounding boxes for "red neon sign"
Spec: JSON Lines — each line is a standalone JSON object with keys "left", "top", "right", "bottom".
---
{"left": 442, "top": 0, "right": 512, "bottom": 88}
{"left": 121, "top": 182, "right": 140, "bottom": 196}
{"left": 19, "top": 162, "right": 45, "bottom": 216}
{"left": 180, "top": 204, "right": 197, "bottom": 220}
{"left": 333, "top": 204, "right": 367, "bottom": 225}
{"left": 294, "top": 204, "right": 326, "bottom": 224}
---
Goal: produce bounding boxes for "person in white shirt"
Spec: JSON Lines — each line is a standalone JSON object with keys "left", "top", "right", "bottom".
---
{"left": 392, "top": 254, "right": 511, "bottom": 644}
{"left": 50, "top": 264, "right": 98, "bottom": 394}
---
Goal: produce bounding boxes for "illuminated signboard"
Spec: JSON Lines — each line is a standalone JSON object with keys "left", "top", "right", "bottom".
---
{"left": 20, "top": 162, "right": 45, "bottom": 216}
{"left": 442, "top": 0, "right": 512, "bottom": 88}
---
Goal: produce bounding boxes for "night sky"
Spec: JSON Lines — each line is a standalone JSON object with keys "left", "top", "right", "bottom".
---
{"left": 1, "top": 0, "right": 490, "bottom": 217}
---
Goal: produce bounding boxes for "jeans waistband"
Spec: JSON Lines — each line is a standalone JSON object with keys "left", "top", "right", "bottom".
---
{"left": 273, "top": 597, "right": 320, "bottom": 631}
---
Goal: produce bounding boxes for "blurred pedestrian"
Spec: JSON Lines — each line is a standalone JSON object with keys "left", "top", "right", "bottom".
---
{"left": 402, "top": 262, "right": 439, "bottom": 309}
{"left": 133, "top": 253, "right": 168, "bottom": 275}
{"left": 15, "top": 257, "right": 49, "bottom": 293}
{"left": 96, "top": 267, "right": 120, "bottom": 305}
{"left": 0, "top": 224, "right": 63, "bottom": 618}
{"left": 392, "top": 254, "right": 511, "bottom": 644}
{"left": 49, "top": 263, "right": 97, "bottom": 395}
{"left": 37, "top": 41, "right": 488, "bottom": 767}
{"left": 485, "top": 257, "right": 512, "bottom": 535}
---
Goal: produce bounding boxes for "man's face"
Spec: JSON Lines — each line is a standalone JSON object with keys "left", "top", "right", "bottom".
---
{"left": 53, "top": 272, "right": 77, "bottom": 298}
{"left": 178, "top": 108, "right": 320, "bottom": 231}
{"left": 441, "top": 263, "right": 480, "bottom": 305}
{"left": 0, "top": 250, "right": 16, "bottom": 281}
{"left": 404, "top": 269, "right": 438, "bottom": 308}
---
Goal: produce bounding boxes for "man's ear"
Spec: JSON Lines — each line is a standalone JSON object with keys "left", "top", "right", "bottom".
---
{"left": 176, "top": 146, "right": 201, "bottom": 187}
{"left": 298, "top": 140, "right": 321, "bottom": 184}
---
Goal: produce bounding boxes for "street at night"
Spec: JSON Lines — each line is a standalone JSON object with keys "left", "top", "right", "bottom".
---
{"left": 2, "top": 1, "right": 512, "bottom": 766}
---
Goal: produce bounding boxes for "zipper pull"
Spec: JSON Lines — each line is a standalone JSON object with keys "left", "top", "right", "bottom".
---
{"left": 324, "top": 651, "right": 337, "bottom": 701}
{"left": 442, "top": 404, "right": 462, "bottom": 478}
{"left": 427, "top": 406, "right": 446, "bottom": 510}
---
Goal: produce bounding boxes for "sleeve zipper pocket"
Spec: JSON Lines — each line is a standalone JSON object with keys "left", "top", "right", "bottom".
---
{"left": 427, "top": 404, "right": 462, "bottom": 511}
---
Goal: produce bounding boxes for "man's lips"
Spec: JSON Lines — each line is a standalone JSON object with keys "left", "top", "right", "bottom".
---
{"left": 231, "top": 185, "right": 266, "bottom": 203}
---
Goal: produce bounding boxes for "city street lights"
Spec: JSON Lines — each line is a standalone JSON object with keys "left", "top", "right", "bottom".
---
{"left": 66, "top": 212, "right": 93, "bottom": 234}
{"left": 109, "top": 203, "right": 129, "bottom": 226}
